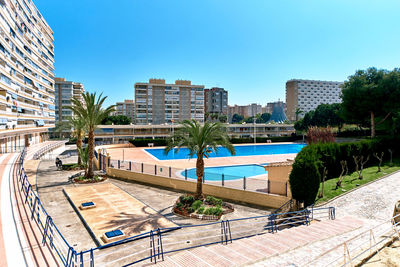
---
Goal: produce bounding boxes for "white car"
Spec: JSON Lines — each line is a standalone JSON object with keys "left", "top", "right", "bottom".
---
{"left": 6, "top": 119, "right": 17, "bottom": 129}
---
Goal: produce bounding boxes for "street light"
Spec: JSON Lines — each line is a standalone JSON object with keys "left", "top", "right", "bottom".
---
{"left": 253, "top": 117, "right": 256, "bottom": 144}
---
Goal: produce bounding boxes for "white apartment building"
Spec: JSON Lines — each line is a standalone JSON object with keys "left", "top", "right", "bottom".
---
{"left": 286, "top": 79, "right": 343, "bottom": 121}
{"left": 135, "top": 79, "right": 204, "bottom": 125}
{"left": 0, "top": 0, "right": 55, "bottom": 151}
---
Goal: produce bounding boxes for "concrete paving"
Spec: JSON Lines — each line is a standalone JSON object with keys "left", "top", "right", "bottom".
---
{"left": 36, "top": 147, "right": 96, "bottom": 251}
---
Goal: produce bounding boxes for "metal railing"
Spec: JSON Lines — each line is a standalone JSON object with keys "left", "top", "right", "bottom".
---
{"left": 102, "top": 155, "right": 289, "bottom": 197}
{"left": 32, "top": 140, "right": 66, "bottom": 160}
{"left": 18, "top": 148, "right": 78, "bottom": 266}
{"left": 16, "top": 147, "right": 336, "bottom": 266}
{"left": 306, "top": 214, "right": 400, "bottom": 267}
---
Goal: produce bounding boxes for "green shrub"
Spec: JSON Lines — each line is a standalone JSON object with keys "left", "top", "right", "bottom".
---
{"left": 289, "top": 147, "right": 322, "bottom": 207}
{"left": 176, "top": 202, "right": 184, "bottom": 210}
{"left": 129, "top": 138, "right": 167, "bottom": 147}
{"left": 187, "top": 207, "right": 195, "bottom": 213}
{"left": 204, "top": 207, "right": 223, "bottom": 216}
{"left": 289, "top": 136, "right": 400, "bottom": 206}
{"left": 191, "top": 200, "right": 203, "bottom": 210}
{"left": 197, "top": 206, "right": 205, "bottom": 214}
{"left": 179, "top": 195, "right": 194, "bottom": 206}
{"left": 205, "top": 196, "right": 222, "bottom": 206}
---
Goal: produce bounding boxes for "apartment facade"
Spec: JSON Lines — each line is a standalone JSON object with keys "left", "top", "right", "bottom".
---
{"left": 115, "top": 99, "right": 135, "bottom": 122}
{"left": 94, "top": 123, "right": 295, "bottom": 143}
{"left": 55, "top": 77, "right": 84, "bottom": 123}
{"left": 228, "top": 103, "right": 262, "bottom": 122}
{"left": 286, "top": 79, "right": 343, "bottom": 121}
{"left": 0, "top": 0, "right": 55, "bottom": 151}
{"left": 204, "top": 87, "right": 228, "bottom": 117}
{"left": 135, "top": 79, "right": 204, "bottom": 125}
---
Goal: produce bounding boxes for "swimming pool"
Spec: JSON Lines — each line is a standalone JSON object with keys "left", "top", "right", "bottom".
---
{"left": 181, "top": 164, "right": 267, "bottom": 181}
{"left": 145, "top": 143, "right": 305, "bottom": 160}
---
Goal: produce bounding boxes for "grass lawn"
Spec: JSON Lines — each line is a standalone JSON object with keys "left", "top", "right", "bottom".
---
{"left": 315, "top": 159, "right": 400, "bottom": 205}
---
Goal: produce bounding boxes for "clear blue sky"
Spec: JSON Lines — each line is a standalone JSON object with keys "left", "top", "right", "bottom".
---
{"left": 35, "top": 0, "right": 400, "bottom": 107}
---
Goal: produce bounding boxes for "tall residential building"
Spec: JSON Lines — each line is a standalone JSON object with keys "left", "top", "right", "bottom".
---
{"left": 134, "top": 79, "right": 204, "bottom": 125}
{"left": 115, "top": 99, "right": 135, "bottom": 123}
{"left": 265, "top": 101, "right": 287, "bottom": 114}
{"left": 55, "top": 78, "right": 84, "bottom": 124}
{"left": 228, "top": 103, "right": 262, "bottom": 121}
{"left": 286, "top": 79, "right": 343, "bottom": 121}
{"left": 0, "top": 0, "right": 55, "bottom": 150}
{"left": 204, "top": 87, "right": 228, "bottom": 117}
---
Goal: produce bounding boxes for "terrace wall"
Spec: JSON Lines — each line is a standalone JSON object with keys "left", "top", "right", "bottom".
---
{"left": 106, "top": 167, "right": 290, "bottom": 209}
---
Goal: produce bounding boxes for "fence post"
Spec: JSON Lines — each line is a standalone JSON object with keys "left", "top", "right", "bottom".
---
{"left": 185, "top": 169, "right": 187, "bottom": 180}
{"left": 118, "top": 160, "right": 120, "bottom": 169}
{"left": 285, "top": 182, "right": 288, "bottom": 197}
{"left": 222, "top": 174, "right": 224, "bottom": 186}
{"left": 268, "top": 180, "right": 270, "bottom": 194}
{"left": 155, "top": 165, "right": 157, "bottom": 175}
{"left": 169, "top": 167, "right": 171, "bottom": 178}
{"left": 243, "top": 176, "right": 246, "bottom": 190}
{"left": 141, "top": 163, "right": 144, "bottom": 173}
{"left": 90, "top": 248, "right": 94, "bottom": 267}
{"left": 129, "top": 161, "right": 132, "bottom": 171}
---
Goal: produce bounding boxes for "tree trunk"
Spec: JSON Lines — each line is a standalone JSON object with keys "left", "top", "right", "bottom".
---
{"left": 370, "top": 111, "right": 375, "bottom": 138}
{"left": 87, "top": 129, "right": 95, "bottom": 179}
{"left": 195, "top": 155, "right": 204, "bottom": 199}
{"left": 76, "top": 132, "right": 82, "bottom": 166}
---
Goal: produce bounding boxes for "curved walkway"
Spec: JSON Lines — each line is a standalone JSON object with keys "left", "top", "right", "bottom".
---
{"left": 251, "top": 170, "right": 400, "bottom": 266}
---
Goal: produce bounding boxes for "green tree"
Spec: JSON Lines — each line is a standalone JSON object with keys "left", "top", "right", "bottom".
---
{"left": 231, "top": 114, "right": 244, "bottom": 123}
{"left": 218, "top": 114, "right": 227, "bottom": 123}
{"left": 260, "top": 113, "right": 271, "bottom": 123}
{"left": 341, "top": 68, "right": 387, "bottom": 138}
{"left": 69, "top": 116, "right": 86, "bottom": 166}
{"left": 69, "top": 92, "right": 115, "bottom": 179}
{"left": 101, "top": 115, "right": 131, "bottom": 125}
{"left": 295, "top": 108, "right": 303, "bottom": 121}
{"left": 165, "top": 120, "right": 235, "bottom": 198}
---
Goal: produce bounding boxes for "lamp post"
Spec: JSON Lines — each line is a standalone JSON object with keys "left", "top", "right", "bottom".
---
{"left": 253, "top": 117, "right": 256, "bottom": 144}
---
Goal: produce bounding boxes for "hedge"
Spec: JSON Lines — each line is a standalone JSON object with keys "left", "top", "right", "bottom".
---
{"left": 289, "top": 136, "right": 400, "bottom": 206}
{"left": 129, "top": 136, "right": 302, "bottom": 147}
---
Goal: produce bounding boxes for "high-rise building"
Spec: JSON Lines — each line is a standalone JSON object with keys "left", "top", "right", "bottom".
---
{"left": 115, "top": 99, "right": 135, "bottom": 123}
{"left": 134, "top": 79, "right": 204, "bottom": 125}
{"left": 0, "top": 0, "right": 55, "bottom": 150}
{"left": 55, "top": 78, "right": 84, "bottom": 124}
{"left": 227, "top": 103, "right": 262, "bottom": 122}
{"left": 265, "top": 101, "right": 287, "bottom": 114}
{"left": 286, "top": 79, "right": 343, "bottom": 121}
{"left": 204, "top": 87, "right": 228, "bottom": 118}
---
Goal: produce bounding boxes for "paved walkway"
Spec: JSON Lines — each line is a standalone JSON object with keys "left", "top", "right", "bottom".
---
{"left": 250, "top": 170, "right": 400, "bottom": 266}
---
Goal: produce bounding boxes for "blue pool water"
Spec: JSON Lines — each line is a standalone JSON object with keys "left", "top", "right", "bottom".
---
{"left": 182, "top": 164, "right": 267, "bottom": 181}
{"left": 145, "top": 143, "right": 305, "bottom": 160}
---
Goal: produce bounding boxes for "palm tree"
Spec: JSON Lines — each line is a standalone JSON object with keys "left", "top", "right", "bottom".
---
{"left": 165, "top": 120, "right": 236, "bottom": 199}
{"left": 69, "top": 116, "right": 86, "bottom": 166}
{"left": 69, "top": 92, "right": 115, "bottom": 179}
{"left": 295, "top": 108, "right": 303, "bottom": 121}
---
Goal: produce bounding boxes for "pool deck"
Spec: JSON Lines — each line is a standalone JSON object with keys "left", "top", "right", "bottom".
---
{"left": 106, "top": 143, "right": 298, "bottom": 169}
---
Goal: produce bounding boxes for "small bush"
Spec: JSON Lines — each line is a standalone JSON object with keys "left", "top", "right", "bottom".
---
{"left": 179, "top": 195, "right": 194, "bottom": 206}
{"left": 197, "top": 206, "right": 205, "bottom": 214}
{"left": 205, "top": 196, "right": 222, "bottom": 206}
{"left": 204, "top": 207, "right": 223, "bottom": 216}
{"left": 191, "top": 200, "right": 203, "bottom": 210}
{"left": 187, "top": 207, "right": 195, "bottom": 213}
{"left": 176, "top": 202, "right": 184, "bottom": 210}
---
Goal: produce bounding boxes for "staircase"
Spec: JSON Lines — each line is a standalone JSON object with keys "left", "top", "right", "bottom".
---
{"left": 144, "top": 216, "right": 363, "bottom": 267}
